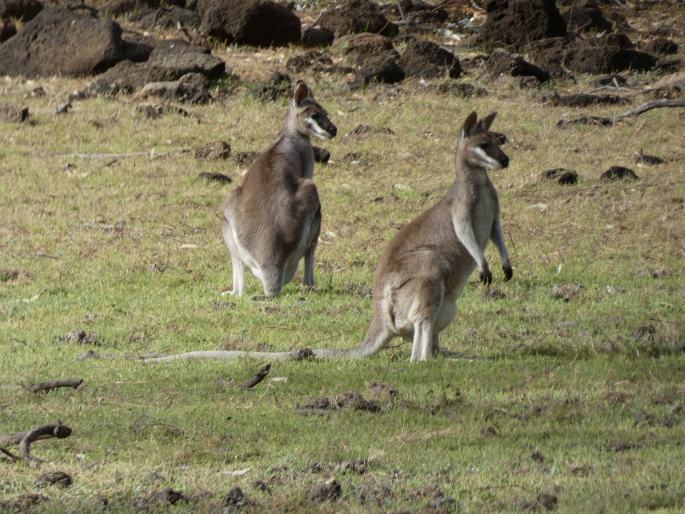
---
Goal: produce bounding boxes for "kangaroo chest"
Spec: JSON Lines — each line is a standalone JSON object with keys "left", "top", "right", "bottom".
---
{"left": 471, "top": 189, "right": 497, "bottom": 248}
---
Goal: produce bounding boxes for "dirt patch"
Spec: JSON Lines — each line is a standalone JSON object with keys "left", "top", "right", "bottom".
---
{"left": 194, "top": 141, "right": 231, "bottom": 160}
{"left": 634, "top": 150, "right": 665, "bottom": 166}
{"left": 320, "top": 0, "right": 397, "bottom": 38}
{"left": 433, "top": 82, "right": 488, "bottom": 97}
{"left": 200, "top": 0, "right": 300, "bottom": 47}
{"left": 297, "top": 391, "right": 381, "bottom": 415}
{"left": 307, "top": 479, "right": 341, "bottom": 503}
{"left": 479, "top": 0, "right": 566, "bottom": 50}
{"left": 556, "top": 116, "right": 612, "bottom": 129}
{"left": 198, "top": 172, "right": 232, "bottom": 184}
{"left": 550, "top": 283, "right": 583, "bottom": 302}
{"left": 600, "top": 166, "right": 639, "bottom": 182}
{"left": 398, "top": 39, "right": 461, "bottom": 79}
{"left": 0, "top": 494, "right": 49, "bottom": 513}
{"left": 35, "top": 471, "right": 73, "bottom": 489}
{"left": 59, "top": 330, "right": 100, "bottom": 345}
{"left": 349, "top": 124, "right": 395, "bottom": 137}
{"left": 0, "top": 7, "right": 123, "bottom": 78}
{"left": 0, "top": 104, "right": 29, "bottom": 123}
{"left": 222, "top": 487, "right": 246, "bottom": 511}
{"left": 135, "top": 104, "right": 189, "bottom": 119}
{"left": 542, "top": 168, "right": 579, "bottom": 185}
{"left": 516, "top": 492, "right": 558, "bottom": 512}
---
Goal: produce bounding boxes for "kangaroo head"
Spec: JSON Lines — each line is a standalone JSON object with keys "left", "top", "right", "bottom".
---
{"left": 458, "top": 111, "right": 509, "bottom": 171}
{"left": 291, "top": 81, "right": 337, "bottom": 140}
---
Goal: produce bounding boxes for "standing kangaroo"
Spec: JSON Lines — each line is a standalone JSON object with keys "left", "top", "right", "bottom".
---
{"left": 222, "top": 81, "right": 337, "bottom": 297}
{"left": 145, "top": 112, "right": 511, "bottom": 364}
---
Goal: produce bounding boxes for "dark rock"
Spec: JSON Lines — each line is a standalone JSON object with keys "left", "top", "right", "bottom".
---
{"left": 0, "top": 7, "right": 123, "bottom": 78}
{"left": 479, "top": 0, "right": 566, "bottom": 51}
{"left": 88, "top": 41, "right": 225, "bottom": 96}
{"left": 634, "top": 149, "right": 665, "bottom": 166}
{"left": 194, "top": 141, "right": 230, "bottom": 160}
{"left": 251, "top": 72, "right": 291, "bottom": 102}
{"left": 138, "top": 72, "right": 210, "bottom": 103}
{"left": 36, "top": 471, "right": 72, "bottom": 489}
{"left": 519, "top": 492, "right": 558, "bottom": 512}
{"left": 600, "top": 166, "right": 638, "bottom": 181}
{"left": 486, "top": 48, "right": 549, "bottom": 82}
{"left": 0, "top": 18, "right": 16, "bottom": 41}
{"left": 542, "top": 168, "right": 578, "bottom": 185}
{"left": 59, "top": 330, "right": 100, "bottom": 345}
{"left": 312, "top": 146, "right": 330, "bottom": 164}
{"left": 0, "top": 0, "right": 43, "bottom": 21}
{"left": 198, "top": 172, "right": 232, "bottom": 183}
{"left": 233, "top": 151, "right": 260, "bottom": 167}
{"left": 222, "top": 486, "right": 246, "bottom": 511}
{"left": 286, "top": 50, "right": 333, "bottom": 73}
{"left": 357, "top": 50, "right": 405, "bottom": 84}
{"left": 393, "top": 0, "right": 448, "bottom": 24}
{"left": 308, "top": 479, "right": 342, "bottom": 503}
{"left": 320, "top": 0, "right": 397, "bottom": 38}
{"left": 399, "top": 39, "right": 461, "bottom": 79}
{"left": 556, "top": 115, "right": 613, "bottom": 128}
{"left": 119, "top": 31, "right": 156, "bottom": 63}
{"left": 153, "top": 488, "right": 187, "bottom": 505}
{"left": 545, "top": 93, "right": 629, "bottom": 107}
{"left": 334, "top": 32, "right": 395, "bottom": 66}
{"left": 200, "top": 0, "right": 301, "bottom": 47}
{"left": 0, "top": 104, "right": 29, "bottom": 122}
{"left": 302, "top": 26, "right": 334, "bottom": 48}
{"left": 101, "top": 0, "right": 158, "bottom": 16}
{"left": 641, "top": 37, "right": 678, "bottom": 56}
{"left": 562, "top": 2, "right": 611, "bottom": 33}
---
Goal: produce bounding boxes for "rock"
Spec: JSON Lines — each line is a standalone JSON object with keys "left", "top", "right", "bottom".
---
{"left": 0, "top": 7, "right": 124, "bottom": 78}
{"left": 286, "top": 51, "right": 333, "bottom": 73}
{"left": 634, "top": 149, "right": 665, "bottom": 166}
{"left": 479, "top": 0, "right": 566, "bottom": 51}
{"left": 137, "top": 72, "right": 210, "bottom": 103}
{"left": 302, "top": 27, "right": 334, "bottom": 48}
{"left": 334, "top": 32, "right": 395, "bottom": 66}
{"left": 198, "top": 172, "right": 231, "bottom": 183}
{"left": 486, "top": 48, "right": 549, "bottom": 82}
{"left": 357, "top": 50, "right": 405, "bottom": 84}
{"left": 35, "top": 471, "right": 72, "bottom": 489}
{"left": 250, "top": 72, "right": 291, "bottom": 102}
{"left": 320, "top": 0, "right": 397, "bottom": 38}
{"left": 0, "top": 104, "right": 29, "bottom": 122}
{"left": 307, "top": 479, "right": 342, "bottom": 502}
{"left": 233, "top": 151, "right": 260, "bottom": 167}
{"left": 88, "top": 41, "right": 225, "bottom": 96}
{"left": 131, "top": 6, "right": 201, "bottom": 30}
{"left": 59, "top": 330, "right": 100, "bottom": 345}
{"left": 600, "top": 166, "right": 638, "bottom": 181}
{"left": 641, "top": 37, "right": 678, "bottom": 56}
{"left": 556, "top": 115, "right": 612, "bottom": 128}
{"left": 135, "top": 104, "right": 189, "bottom": 118}
{"left": 199, "top": 0, "right": 301, "bottom": 47}
{"left": 562, "top": 1, "right": 611, "bottom": 33}
{"left": 0, "top": 0, "right": 43, "bottom": 21}
{"left": 545, "top": 93, "right": 629, "bottom": 107}
{"left": 398, "top": 39, "right": 461, "bottom": 79}
{"left": 194, "top": 141, "right": 230, "bottom": 160}
{"left": 542, "top": 168, "right": 578, "bottom": 185}
{"left": 392, "top": 0, "right": 447, "bottom": 24}
{"left": 434, "top": 82, "right": 488, "bottom": 97}
{"left": 0, "top": 18, "right": 16, "bottom": 41}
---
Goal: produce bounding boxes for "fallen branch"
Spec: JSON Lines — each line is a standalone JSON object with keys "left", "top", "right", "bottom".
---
{"left": 0, "top": 423, "right": 72, "bottom": 463}
{"left": 615, "top": 98, "right": 685, "bottom": 120}
{"left": 0, "top": 447, "right": 19, "bottom": 462}
{"left": 25, "top": 378, "right": 83, "bottom": 394}
{"left": 240, "top": 364, "right": 271, "bottom": 389}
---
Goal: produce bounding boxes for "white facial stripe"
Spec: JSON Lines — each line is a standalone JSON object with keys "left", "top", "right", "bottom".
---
{"left": 473, "top": 147, "right": 501, "bottom": 169}
{"left": 307, "top": 117, "right": 331, "bottom": 139}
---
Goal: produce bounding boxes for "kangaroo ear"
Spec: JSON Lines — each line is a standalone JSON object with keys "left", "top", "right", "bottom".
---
{"left": 461, "top": 111, "right": 478, "bottom": 139}
{"left": 293, "top": 81, "right": 312, "bottom": 107}
{"left": 478, "top": 111, "right": 497, "bottom": 133}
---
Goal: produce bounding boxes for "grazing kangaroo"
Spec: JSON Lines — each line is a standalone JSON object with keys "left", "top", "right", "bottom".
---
{"left": 145, "top": 112, "right": 511, "bottom": 364}
{"left": 222, "top": 81, "right": 337, "bottom": 297}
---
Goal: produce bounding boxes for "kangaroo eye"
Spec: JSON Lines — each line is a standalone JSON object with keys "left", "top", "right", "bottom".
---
{"left": 479, "top": 142, "right": 489, "bottom": 149}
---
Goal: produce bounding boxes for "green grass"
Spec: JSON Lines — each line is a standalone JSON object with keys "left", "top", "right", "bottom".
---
{"left": 1, "top": 67, "right": 684, "bottom": 512}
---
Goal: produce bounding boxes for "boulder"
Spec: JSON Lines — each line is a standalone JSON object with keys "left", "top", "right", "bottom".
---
{"left": 199, "top": 0, "right": 300, "bottom": 47}
{"left": 398, "top": 39, "right": 461, "bottom": 79}
{"left": 486, "top": 48, "right": 549, "bottom": 82}
{"left": 302, "top": 27, "right": 334, "bottom": 48}
{"left": 0, "top": 18, "right": 16, "bottom": 41}
{"left": 251, "top": 72, "right": 291, "bottom": 102}
{"left": 479, "top": 0, "right": 566, "bottom": 50}
{"left": 137, "top": 72, "right": 210, "bottom": 103}
{"left": 562, "top": 2, "right": 611, "bottom": 33}
{"left": 0, "top": 7, "right": 123, "bottom": 77}
{"left": 0, "top": 0, "right": 43, "bottom": 21}
{"left": 333, "top": 33, "right": 395, "bottom": 65}
{"left": 320, "top": 0, "right": 397, "bottom": 37}
{"left": 100, "top": 0, "right": 159, "bottom": 16}
{"left": 356, "top": 50, "right": 405, "bottom": 84}
{"left": 392, "top": 0, "right": 447, "bottom": 24}
{"left": 131, "top": 6, "right": 201, "bottom": 30}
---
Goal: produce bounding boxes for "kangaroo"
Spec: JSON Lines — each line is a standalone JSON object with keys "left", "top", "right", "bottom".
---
{"left": 222, "top": 81, "right": 337, "bottom": 297}
{"left": 144, "top": 111, "right": 511, "bottom": 364}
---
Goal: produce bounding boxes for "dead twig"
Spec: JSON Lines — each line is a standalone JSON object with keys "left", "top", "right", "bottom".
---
{"left": 0, "top": 423, "right": 72, "bottom": 463}
{"left": 24, "top": 378, "right": 83, "bottom": 394}
{"left": 240, "top": 364, "right": 271, "bottom": 389}
{"left": 615, "top": 99, "right": 685, "bottom": 120}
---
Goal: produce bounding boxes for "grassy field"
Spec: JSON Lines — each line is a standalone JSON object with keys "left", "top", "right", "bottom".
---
{"left": 1, "top": 35, "right": 685, "bottom": 512}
